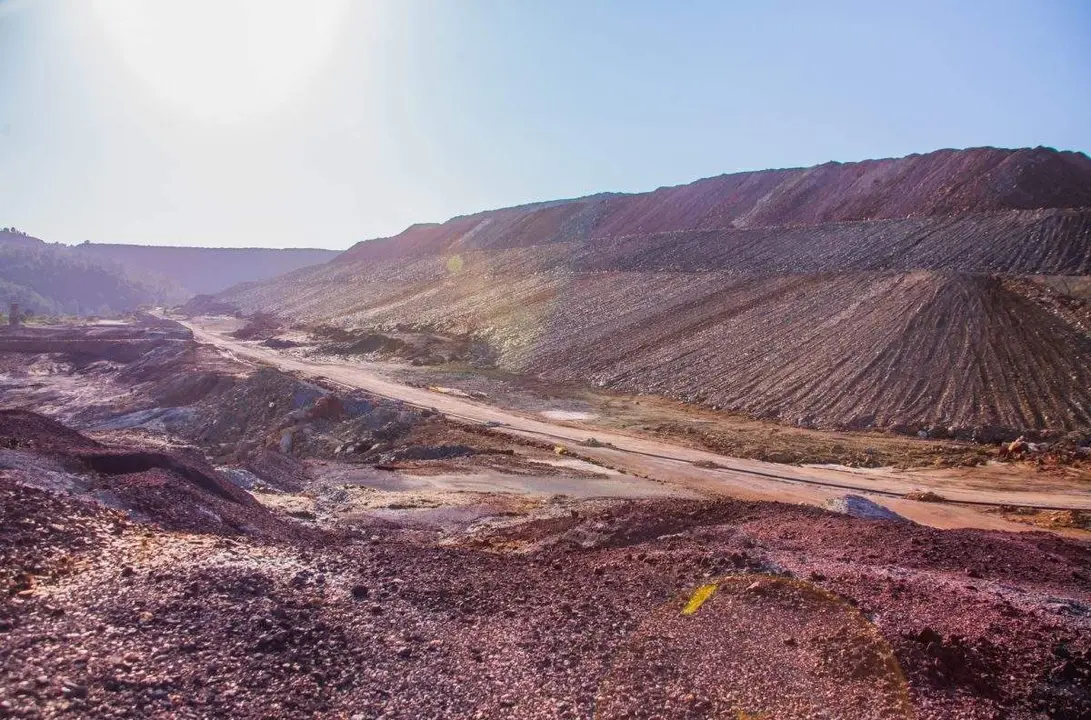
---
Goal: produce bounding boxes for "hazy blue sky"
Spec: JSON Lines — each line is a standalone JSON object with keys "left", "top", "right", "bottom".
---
{"left": 1, "top": 0, "right": 1088, "bottom": 249}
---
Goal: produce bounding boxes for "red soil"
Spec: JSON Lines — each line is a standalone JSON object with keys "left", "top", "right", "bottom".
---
{"left": 338, "top": 146, "right": 1091, "bottom": 263}
{"left": 2, "top": 476, "right": 1089, "bottom": 718}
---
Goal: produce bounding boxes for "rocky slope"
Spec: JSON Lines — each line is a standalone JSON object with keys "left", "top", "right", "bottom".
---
{"left": 335, "top": 146, "right": 1091, "bottom": 263}
{"left": 210, "top": 147, "right": 1091, "bottom": 436}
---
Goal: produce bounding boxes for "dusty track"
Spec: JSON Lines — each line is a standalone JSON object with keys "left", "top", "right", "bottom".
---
{"left": 180, "top": 318, "right": 1091, "bottom": 529}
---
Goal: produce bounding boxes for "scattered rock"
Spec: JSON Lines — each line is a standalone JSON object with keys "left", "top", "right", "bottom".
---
{"left": 823, "top": 495, "right": 907, "bottom": 522}
{"left": 904, "top": 490, "right": 947, "bottom": 503}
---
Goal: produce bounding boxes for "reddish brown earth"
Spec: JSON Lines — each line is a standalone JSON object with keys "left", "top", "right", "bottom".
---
{"left": 331, "top": 146, "right": 1091, "bottom": 263}
{"left": 2, "top": 424, "right": 1090, "bottom": 718}
{"left": 0, "top": 410, "right": 292, "bottom": 540}
{"left": 208, "top": 147, "right": 1091, "bottom": 438}
{"left": 0, "top": 320, "right": 1089, "bottom": 718}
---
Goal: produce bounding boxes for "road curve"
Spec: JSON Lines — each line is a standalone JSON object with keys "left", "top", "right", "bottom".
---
{"left": 179, "top": 318, "right": 1091, "bottom": 529}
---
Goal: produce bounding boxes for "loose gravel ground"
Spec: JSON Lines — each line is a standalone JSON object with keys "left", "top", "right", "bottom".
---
{"left": 3, "top": 469, "right": 1089, "bottom": 719}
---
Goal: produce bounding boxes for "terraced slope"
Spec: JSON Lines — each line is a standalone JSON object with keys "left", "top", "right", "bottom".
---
{"left": 212, "top": 147, "right": 1091, "bottom": 436}
{"left": 338, "top": 146, "right": 1091, "bottom": 263}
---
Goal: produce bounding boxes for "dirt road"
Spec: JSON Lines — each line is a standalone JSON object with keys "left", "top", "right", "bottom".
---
{"left": 180, "top": 318, "right": 1091, "bottom": 530}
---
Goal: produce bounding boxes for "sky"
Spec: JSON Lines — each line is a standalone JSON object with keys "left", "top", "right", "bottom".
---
{"left": 0, "top": 0, "right": 1088, "bottom": 250}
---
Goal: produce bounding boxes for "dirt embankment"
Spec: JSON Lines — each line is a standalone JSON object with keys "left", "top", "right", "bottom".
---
{"left": 0, "top": 410, "right": 289, "bottom": 539}
{"left": 311, "top": 324, "right": 497, "bottom": 367}
{"left": 0, "top": 323, "right": 191, "bottom": 366}
{"left": 521, "top": 272, "right": 1091, "bottom": 438}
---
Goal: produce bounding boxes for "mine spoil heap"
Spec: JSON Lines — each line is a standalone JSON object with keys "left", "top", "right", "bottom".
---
{"left": 211, "top": 146, "right": 1091, "bottom": 438}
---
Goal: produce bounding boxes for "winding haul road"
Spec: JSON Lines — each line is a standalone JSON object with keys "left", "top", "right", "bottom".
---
{"left": 180, "top": 317, "right": 1091, "bottom": 531}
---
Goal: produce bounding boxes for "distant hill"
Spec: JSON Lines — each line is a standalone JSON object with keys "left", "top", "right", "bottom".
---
{"left": 0, "top": 230, "right": 339, "bottom": 317}
{"left": 73, "top": 243, "right": 339, "bottom": 296}
{"left": 211, "top": 146, "right": 1091, "bottom": 437}
{"left": 0, "top": 230, "right": 178, "bottom": 316}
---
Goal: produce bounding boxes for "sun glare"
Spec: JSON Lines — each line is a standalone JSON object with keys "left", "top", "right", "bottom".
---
{"left": 89, "top": 0, "right": 350, "bottom": 124}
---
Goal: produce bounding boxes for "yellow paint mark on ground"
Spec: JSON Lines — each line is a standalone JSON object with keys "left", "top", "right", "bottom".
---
{"left": 681, "top": 583, "right": 717, "bottom": 615}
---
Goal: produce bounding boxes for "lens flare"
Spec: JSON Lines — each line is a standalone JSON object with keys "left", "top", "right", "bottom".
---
{"left": 89, "top": 0, "right": 350, "bottom": 123}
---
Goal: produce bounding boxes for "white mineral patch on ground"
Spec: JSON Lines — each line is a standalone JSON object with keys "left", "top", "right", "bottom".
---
{"left": 540, "top": 410, "right": 597, "bottom": 421}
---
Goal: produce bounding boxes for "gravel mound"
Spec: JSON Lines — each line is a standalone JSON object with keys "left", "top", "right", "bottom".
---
{"left": 823, "top": 494, "right": 907, "bottom": 522}
{"left": 0, "top": 410, "right": 293, "bottom": 539}
{"left": 221, "top": 261, "right": 1091, "bottom": 435}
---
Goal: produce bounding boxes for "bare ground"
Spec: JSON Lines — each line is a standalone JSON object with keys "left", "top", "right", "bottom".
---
{"left": 177, "top": 317, "right": 1091, "bottom": 524}
{"left": 2, "top": 469, "right": 1090, "bottom": 719}
{"left": 2, "top": 318, "right": 1091, "bottom": 717}
{"left": 371, "top": 363, "right": 1032, "bottom": 469}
